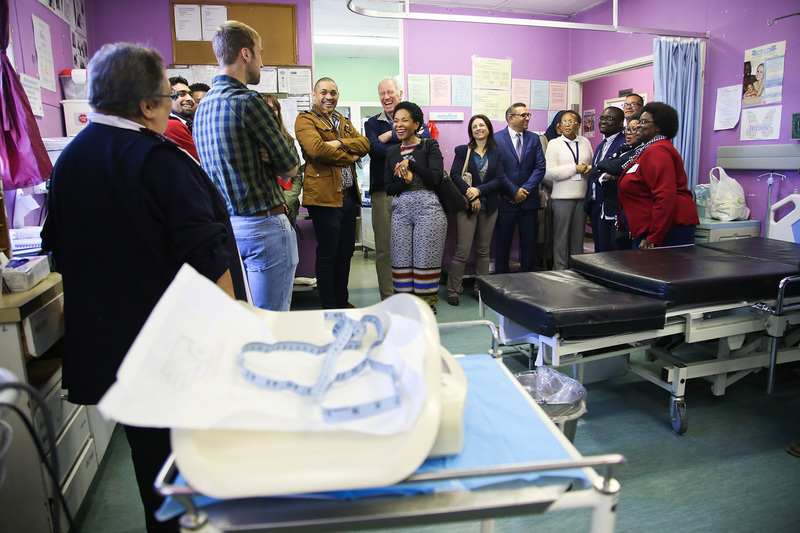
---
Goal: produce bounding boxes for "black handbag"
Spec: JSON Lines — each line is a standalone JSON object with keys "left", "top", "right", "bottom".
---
{"left": 436, "top": 172, "right": 470, "bottom": 216}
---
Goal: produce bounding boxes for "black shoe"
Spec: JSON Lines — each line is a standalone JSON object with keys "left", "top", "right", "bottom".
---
{"left": 447, "top": 295, "right": 460, "bottom": 306}
{"left": 430, "top": 304, "right": 437, "bottom": 315}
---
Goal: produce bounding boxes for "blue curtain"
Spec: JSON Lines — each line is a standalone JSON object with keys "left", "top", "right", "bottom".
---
{"left": 653, "top": 37, "right": 704, "bottom": 190}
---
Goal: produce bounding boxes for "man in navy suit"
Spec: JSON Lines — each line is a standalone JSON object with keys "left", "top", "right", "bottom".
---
{"left": 585, "top": 106, "right": 627, "bottom": 252}
{"left": 494, "top": 103, "right": 547, "bottom": 273}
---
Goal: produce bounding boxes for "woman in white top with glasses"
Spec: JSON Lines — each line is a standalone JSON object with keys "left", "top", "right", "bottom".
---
{"left": 544, "top": 110, "right": 593, "bottom": 270}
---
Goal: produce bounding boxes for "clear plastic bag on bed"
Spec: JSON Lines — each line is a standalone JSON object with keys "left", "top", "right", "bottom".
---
{"left": 515, "top": 367, "right": 587, "bottom": 423}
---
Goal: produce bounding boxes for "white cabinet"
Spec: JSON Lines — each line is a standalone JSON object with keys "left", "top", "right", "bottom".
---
{"left": 0, "top": 274, "right": 114, "bottom": 532}
{"left": 694, "top": 217, "right": 762, "bottom": 243}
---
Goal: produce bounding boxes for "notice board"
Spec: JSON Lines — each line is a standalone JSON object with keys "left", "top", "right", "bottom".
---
{"left": 171, "top": 1, "right": 298, "bottom": 66}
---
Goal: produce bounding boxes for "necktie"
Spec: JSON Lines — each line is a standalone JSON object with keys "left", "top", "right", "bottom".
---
{"left": 515, "top": 133, "right": 523, "bottom": 160}
{"left": 596, "top": 139, "right": 606, "bottom": 164}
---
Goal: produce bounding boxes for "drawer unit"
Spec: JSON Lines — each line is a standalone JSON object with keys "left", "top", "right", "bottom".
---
{"left": 21, "top": 293, "right": 64, "bottom": 357}
{"left": 52, "top": 407, "right": 92, "bottom": 485}
{"left": 34, "top": 381, "right": 79, "bottom": 452}
{"left": 694, "top": 217, "right": 761, "bottom": 243}
{"left": 59, "top": 439, "right": 99, "bottom": 531}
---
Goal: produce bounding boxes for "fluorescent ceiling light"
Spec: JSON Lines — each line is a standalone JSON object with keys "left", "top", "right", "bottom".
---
{"left": 313, "top": 35, "right": 399, "bottom": 47}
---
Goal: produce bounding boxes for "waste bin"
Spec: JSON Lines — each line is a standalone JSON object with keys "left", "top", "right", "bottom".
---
{"left": 516, "top": 367, "right": 586, "bottom": 442}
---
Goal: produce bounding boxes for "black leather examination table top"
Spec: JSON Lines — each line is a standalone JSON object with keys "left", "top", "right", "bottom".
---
{"left": 478, "top": 238, "right": 800, "bottom": 338}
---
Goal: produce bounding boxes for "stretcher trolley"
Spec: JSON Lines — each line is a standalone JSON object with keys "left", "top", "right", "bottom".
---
{"left": 478, "top": 237, "right": 800, "bottom": 434}
{"left": 153, "top": 352, "right": 625, "bottom": 533}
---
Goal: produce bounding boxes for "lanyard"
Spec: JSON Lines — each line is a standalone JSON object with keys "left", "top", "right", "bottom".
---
{"left": 237, "top": 312, "right": 402, "bottom": 423}
{"left": 565, "top": 139, "right": 579, "bottom": 164}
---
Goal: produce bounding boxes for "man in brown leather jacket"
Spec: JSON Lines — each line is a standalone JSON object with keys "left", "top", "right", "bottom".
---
{"left": 295, "top": 77, "right": 369, "bottom": 308}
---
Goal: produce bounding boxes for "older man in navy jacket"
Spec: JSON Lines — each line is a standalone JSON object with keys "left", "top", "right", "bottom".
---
{"left": 494, "top": 103, "right": 546, "bottom": 273}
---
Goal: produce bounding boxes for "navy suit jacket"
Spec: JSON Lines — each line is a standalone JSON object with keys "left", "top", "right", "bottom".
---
{"left": 450, "top": 144, "right": 504, "bottom": 214}
{"left": 585, "top": 132, "right": 627, "bottom": 216}
{"left": 495, "top": 127, "right": 546, "bottom": 211}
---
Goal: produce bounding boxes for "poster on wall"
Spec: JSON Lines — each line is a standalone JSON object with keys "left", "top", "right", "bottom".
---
{"left": 548, "top": 82, "right": 567, "bottom": 110}
{"left": 407, "top": 74, "right": 430, "bottom": 106}
{"left": 472, "top": 90, "right": 509, "bottom": 122}
{"left": 451, "top": 75, "right": 471, "bottom": 107}
{"left": 71, "top": 30, "right": 88, "bottom": 69}
{"left": 62, "top": 0, "right": 75, "bottom": 27}
{"left": 20, "top": 74, "right": 44, "bottom": 117}
{"left": 583, "top": 109, "right": 595, "bottom": 138}
{"left": 511, "top": 79, "right": 530, "bottom": 106}
{"left": 31, "top": 15, "right": 57, "bottom": 92}
{"left": 742, "top": 41, "right": 785, "bottom": 108}
{"left": 530, "top": 80, "right": 549, "bottom": 111}
{"left": 430, "top": 75, "right": 451, "bottom": 106}
{"left": 472, "top": 57, "right": 511, "bottom": 91}
{"left": 740, "top": 105, "right": 781, "bottom": 141}
{"left": 73, "top": 0, "right": 87, "bottom": 37}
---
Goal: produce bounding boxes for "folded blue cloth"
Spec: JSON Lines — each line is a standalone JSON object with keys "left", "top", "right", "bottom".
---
{"left": 157, "top": 354, "right": 587, "bottom": 520}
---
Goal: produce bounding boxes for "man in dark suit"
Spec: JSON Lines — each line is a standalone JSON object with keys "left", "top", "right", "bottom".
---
{"left": 585, "top": 106, "right": 627, "bottom": 252}
{"left": 494, "top": 103, "right": 547, "bottom": 273}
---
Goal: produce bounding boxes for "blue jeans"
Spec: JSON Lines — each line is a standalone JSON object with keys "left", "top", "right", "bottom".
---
{"left": 230, "top": 213, "right": 298, "bottom": 311}
{"left": 307, "top": 191, "right": 357, "bottom": 309}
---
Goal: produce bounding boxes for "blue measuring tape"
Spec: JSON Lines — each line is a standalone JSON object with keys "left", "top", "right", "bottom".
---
{"left": 238, "top": 312, "right": 402, "bottom": 423}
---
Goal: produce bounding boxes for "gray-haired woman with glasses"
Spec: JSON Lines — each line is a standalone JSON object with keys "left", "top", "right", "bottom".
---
{"left": 544, "top": 110, "right": 594, "bottom": 270}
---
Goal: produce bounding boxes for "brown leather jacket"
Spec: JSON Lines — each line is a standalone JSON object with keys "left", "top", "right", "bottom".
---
{"left": 295, "top": 105, "right": 370, "bottom": 207}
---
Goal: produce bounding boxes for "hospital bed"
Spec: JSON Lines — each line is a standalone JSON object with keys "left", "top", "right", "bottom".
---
{"left": 477, "top": 237, "right": 800, "bottom": 433}
{"left": 153, "top": 351, "right": 625, "bottom": 533}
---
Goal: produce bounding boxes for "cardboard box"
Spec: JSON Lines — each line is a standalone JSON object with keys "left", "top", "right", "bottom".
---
{"left": 2, "top": 256, "right": 51, "bottom": 292}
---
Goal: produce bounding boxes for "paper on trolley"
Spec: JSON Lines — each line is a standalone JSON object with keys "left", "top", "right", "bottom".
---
{"left": 99, "top": 265, "right": 433, "bottom": 436}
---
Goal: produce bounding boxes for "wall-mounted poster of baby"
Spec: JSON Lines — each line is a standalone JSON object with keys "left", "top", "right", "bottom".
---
{"left": 742, "top": 41, "right": 785, "bottom": 109}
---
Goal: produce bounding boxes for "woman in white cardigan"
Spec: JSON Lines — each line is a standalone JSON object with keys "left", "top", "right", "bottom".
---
{"left": 544, "top": 110, "right": 593, "bottom": 270}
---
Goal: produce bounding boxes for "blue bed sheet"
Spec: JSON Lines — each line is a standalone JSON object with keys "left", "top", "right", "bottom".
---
{"left": 157, "top": 354, "right": 588, "bottom": 520}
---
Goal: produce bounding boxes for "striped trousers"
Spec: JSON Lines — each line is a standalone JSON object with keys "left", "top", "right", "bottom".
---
{"left": 390, "top": 190, "right": 447, "bottom": 305}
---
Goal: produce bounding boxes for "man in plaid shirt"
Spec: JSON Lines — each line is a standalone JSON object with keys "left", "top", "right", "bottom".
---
{"left": 194, "top": 21, "right": 299, "bottom": 311}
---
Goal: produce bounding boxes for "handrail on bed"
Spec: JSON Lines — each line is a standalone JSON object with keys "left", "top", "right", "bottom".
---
{"left": 437, "top": 319, "right": 503, "bottom": 357}
{"left": 757, "top": 274, "right": 800, "bottom": 394}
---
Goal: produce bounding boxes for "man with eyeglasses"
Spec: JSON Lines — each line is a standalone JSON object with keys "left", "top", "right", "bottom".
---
{"left": 584, "top": 106, "right": 627, "bottom": 252}
{"left": 165, "top": 76, "right": 199, "bottom": 160}
{"left": 622, "top": 93, "right": 644, "bottom": 121}
{"left": 495, "top": 102, "right": 546, "bottom": 273}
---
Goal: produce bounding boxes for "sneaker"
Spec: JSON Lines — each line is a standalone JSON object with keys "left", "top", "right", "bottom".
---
{"left": 447, "top": 295, "right": 460, "bottom": 306}
{"left": 430, "top": 304, "right": 437, "bottom": 315}
{"left": 788, "top": 442, "right": 800, "bottom": 458}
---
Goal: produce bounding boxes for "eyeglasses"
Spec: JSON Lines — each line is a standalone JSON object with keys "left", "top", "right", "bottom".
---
{"left": 171, "top": 90, "right": 191, "bottom": 100}
{"left": 561, "top": 120, "right": 579, "bottom": 125}
{"left": 637, "top": 118, "right": 652, "bottom": 125}
{"left": 597, "top": 115, "right": 616, "bottom": 122}
{"left": 510, "top": 113, "right": 531, "bottom": 118}
{"left": 625, "top": 127, "right": 640, "bottom": 133}
{"left": 622, "top": 102, "right": 642, "bottom": 108}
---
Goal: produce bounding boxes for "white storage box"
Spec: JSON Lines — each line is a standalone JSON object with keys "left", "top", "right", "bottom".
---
{"left": 61, "top": 100, "right": 92, "bottom": 136}
{"left": 2, "top": 255, "right": 50, "bottom": 292}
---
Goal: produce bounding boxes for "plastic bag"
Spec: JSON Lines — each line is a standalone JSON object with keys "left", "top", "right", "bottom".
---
{"left": 516, "top": 367, "right": 587, "bottom": 423}
{"left": 707, "top": 167, "right": 750, "bottom": 222}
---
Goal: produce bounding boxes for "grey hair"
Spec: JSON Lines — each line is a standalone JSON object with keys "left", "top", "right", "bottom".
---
{"left": 87, "top": 43, "right": 165, "bottom": 119}
{"left": 379, "top": 77, "right": 402, "bottom": 93}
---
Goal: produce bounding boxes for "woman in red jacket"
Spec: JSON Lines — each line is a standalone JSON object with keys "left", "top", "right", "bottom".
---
{"left": 618, "top": 102, "right": 699, "bottom": 249}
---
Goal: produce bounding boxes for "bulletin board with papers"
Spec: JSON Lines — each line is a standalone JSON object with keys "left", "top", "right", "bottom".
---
{"left": 171, "top": 1, "right": 298, "bottom": 66}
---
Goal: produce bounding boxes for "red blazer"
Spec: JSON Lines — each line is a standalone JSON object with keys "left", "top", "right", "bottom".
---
{"left": 165, "top": 117, "right": 200, "bottom": 162}
{"left": 618, "top": 140, "right": 699, "bottom": 246}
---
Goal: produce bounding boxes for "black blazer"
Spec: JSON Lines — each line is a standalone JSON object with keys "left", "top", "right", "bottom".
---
{"left": 450, "top": 144, "right": 504, "bottom": 214}
{"left": 384, "top": 138, "right": 444, "bottom": 196}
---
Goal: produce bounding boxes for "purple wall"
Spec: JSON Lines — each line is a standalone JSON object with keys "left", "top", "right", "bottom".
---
{"left": 87, "top": 0, "right": 312, "bottom": 68}
{"left": 581, "top": 66, "right": 653, "bottom": 151}
{"left": 9, "top": 0, "right": 75, "bottom": 138}
{"left": 573, "top": 0, "right": 800, "bottom": 234}
{"left": 403, "top": 6, "right": 568, "bottom": 170}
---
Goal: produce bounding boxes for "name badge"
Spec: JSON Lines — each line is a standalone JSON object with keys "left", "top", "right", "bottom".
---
{"left": 571, "top": 174, "right": 582, "bottom": 181}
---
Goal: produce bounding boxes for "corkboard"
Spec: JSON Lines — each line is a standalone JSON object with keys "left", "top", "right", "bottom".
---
{"left": 171, "top": 2, "right": 298, "bottom": 66}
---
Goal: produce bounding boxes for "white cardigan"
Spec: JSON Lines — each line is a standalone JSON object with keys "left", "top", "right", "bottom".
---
{"left": 544, "top": 135, "right": 593, "bottom": 200}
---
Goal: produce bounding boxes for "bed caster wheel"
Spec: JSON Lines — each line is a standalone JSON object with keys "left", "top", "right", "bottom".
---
{"left": 363, "top": 249, "right": 368, "bottom": 258}
{"left": 670, "top": 398, "right": 688, "bottom": 434}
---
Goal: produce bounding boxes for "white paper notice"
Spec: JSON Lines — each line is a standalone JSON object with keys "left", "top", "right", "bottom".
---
{"left": 511, "top": 79, "right": 531, "bottom": 106}
{"left": 407, "top": 74, "right": 430, "bottom": 106}
{"left": 19, "top": 74, "right": 44, "bottom": 117}
{"left": 191, "top": 65, "right": 219, "bottom": 86}
{"left": 175, "top": 5, "right": 202, "bottom": 41}
{"left": 472, "top": 90, "right": 510, "bottom": 122}
{"left": 714, "top": 85, "right": 741, "bottom": 130}
{"left": 248, "top": 67, "right": 279, "bottom": 93}
{"left": 430, "top": 75, "right": 451, "bottom": 106}
{"left": 451, "top": 75, "right": 471, "bottom": 107}
{"left": 472, "top": 57, "right": 511, "bottom": 91}
{"left": 201, "top": 5, "right": 227, "bottom": 41}
{"left": 740, "top": 105, "right": 781, "bottom": 141}
{"left": 31, "top": 15, "right": 56, "bottom": 92}
{"left": 62, "top": 0, "right": 75, "bottom": 27}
